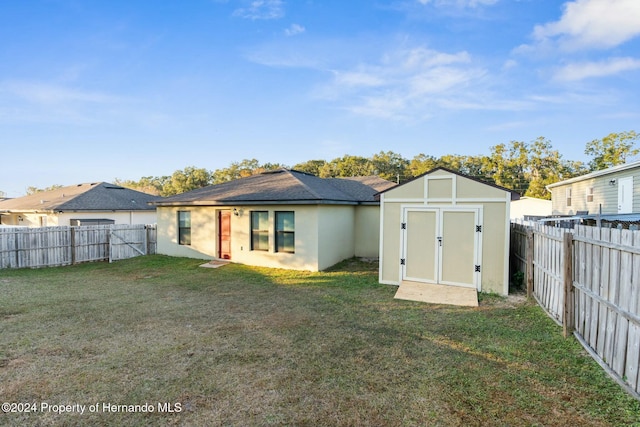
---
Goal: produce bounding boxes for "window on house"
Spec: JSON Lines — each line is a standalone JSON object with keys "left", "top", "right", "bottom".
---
{"left": 178, "top": 211, "right": 191, "bottom": 245}
{"left": 566, "top": 188, "right": 572, "bottom": 207}
{"left": 276, "top": 211, "right": 295, "bottom": 253}
{"left": 586, "top": 186, "right": 594, "bottom": 203}
{"left": 251, "top": 211, "right": 269, "bottom": 251}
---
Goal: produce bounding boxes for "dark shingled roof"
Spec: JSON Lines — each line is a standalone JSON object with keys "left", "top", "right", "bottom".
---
{"left": 0, "top": 182, "right": 160, "bottom": 212}
{"left": 154, "top": 169, "right": 396, "bottom": 206}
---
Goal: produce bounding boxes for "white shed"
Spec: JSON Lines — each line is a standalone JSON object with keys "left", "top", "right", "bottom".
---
{"left": 378, "top": 168, "right": 517, "bottom": 304}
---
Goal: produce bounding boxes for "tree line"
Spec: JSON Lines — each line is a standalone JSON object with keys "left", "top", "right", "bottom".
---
{"left": 20, "top": 131, "right": 640, "bottom": 200}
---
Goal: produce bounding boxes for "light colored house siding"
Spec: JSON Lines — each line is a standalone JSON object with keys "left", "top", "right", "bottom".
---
{"left": 157, "top": 206, "right": 218, "bottom": 260}
{"left": 354, "top": 205, "right": 382, "bottom": 259}
{"left": 158, "top": 203, "right": 384, "bottom": 272}
{"left": 550, "top": 168, "right": 640, "bottom": 215}
{"left": 57, "top": 211, "right": 157, "bottom": 226}
{"left": 232, "top": 205, "right": 321, "bottom": 271}
{"left": 317, "top": 205, "right": 355, "bottom": 270}
{"left": 4, "top": 211, "right": 156, "bottom": 227}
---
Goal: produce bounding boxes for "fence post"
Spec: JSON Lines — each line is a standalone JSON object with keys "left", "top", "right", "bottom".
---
{"left": 526, "top": 229, "right": 534, "bottom": 298}
{"left": 145, "top": 225, "right": 150, "bottom": 255}
{"left": 108, "top": 227, "right": 112, "bottom": 263}
{"left": 70, "top": 227, "right": 76, "bottom": 265}
{"left": 563, "top": 232, "right": 574, "bottom": 338}
{"left": 14, "top": 229, "right": 20, "bottom": 268}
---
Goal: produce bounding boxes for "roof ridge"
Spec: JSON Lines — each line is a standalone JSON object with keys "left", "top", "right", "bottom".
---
{"left": 287, "top": 170, "right": 332, "bottom": 200}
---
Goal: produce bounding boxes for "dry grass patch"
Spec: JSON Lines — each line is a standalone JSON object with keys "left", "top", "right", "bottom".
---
{"left": 0, "top": 256, "right": 639, "bottom": 426}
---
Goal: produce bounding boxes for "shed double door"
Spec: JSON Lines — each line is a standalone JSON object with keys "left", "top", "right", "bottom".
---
{"left": 402, "top": 207, "right": 482, "bottom": 289}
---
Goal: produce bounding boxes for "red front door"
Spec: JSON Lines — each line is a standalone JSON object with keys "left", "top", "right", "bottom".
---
{"left": 218, "top": 210, "right": 231, "bottom": 259}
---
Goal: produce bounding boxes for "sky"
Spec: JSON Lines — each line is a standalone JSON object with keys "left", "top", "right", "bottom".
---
{"left": 2, "top": 0, "right": 640, "bottom": 197}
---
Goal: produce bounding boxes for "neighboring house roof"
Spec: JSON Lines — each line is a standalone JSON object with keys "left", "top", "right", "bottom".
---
{"left": 376, "top": 167, "right": 520, "bottom": 200}
{"left": 0, "top": 182, "right": 160, "bottom": 212}
{"left": 547, "top": 160, "right": 640, "bottom": 189}
{"left": 153, "top": 169, "right": 396, "bottom": 206}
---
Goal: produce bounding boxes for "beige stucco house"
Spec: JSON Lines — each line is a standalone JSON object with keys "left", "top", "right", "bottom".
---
{"left": 379, "top": 168, "right": 517, "bottom": 297}
{"left": 547, "top": 160, "right": 640, "bottom": 216}
{"left": 0, "top": 182, "right": 159, "bottom": 227}
{"left": 152, "top": 169, "right": 395, "bottom": 271}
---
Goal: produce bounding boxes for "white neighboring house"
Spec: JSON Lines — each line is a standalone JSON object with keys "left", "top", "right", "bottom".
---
{"left": 510, "top": 197, "right": 552, "bottom": 221}
{"left": 0, "top": 182, "right": 159, "bottom": 227}
{"left": 546, "top": 160, "right": 640, "bottom": 217}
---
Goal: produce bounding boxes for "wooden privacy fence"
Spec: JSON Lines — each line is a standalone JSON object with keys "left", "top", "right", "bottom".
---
{"left": 0, "top": 224, "right": 157, "bottom": 269}
{"left": 510, "top": 222, "right": 640, "bottom": 400}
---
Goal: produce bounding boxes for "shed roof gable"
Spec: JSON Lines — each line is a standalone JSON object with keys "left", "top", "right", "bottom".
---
{"left": 379, "top": 167, "right": 519, "bottom": 200}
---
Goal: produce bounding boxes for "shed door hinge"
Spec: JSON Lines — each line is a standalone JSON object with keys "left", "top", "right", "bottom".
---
{"left": 476, "top": 225, "right": 482, "bottom": 232}
{"left": 475, "top": 265, "right": 481, "bottom": 272}
{"left": 401, "top": 222, "right": 406, "bottom": 230}
{"left": 400, "top": 258, "right": 406, "bottom": 265}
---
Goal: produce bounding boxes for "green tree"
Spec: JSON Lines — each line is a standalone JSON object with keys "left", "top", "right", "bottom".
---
{"left": 407, "top": 154, "right": 439, "bottom": 177}
{"left": 319, "top": 155, "right": 375, "bottom": 178}
{"left": 293, "top": 160, "right": 327, "bottom": 176}
{"left": 585, "top": 130, "right": 640, "bottom": 171}
{"left": 523, "top": 137, "right": 565, "bottom": 199}
{"left": 371, "top": 151, "right": 410, "bottom": 183}
{"left": 482, "top": 141, "right": 529, "bottom": 193}
{"left": 161, "top": 166, "right": 212, "bottom": 196}
{"left": 115, "top": 176, "right": 168, "bottom": 195}
{"left": 211, "top": 159, "right": 285, "bottom": 183}
{"left": 25, "top": 184, "right": 63, "bottom": 195}
{"left": 438, "top": 154, "right": 488, "bottom": 178}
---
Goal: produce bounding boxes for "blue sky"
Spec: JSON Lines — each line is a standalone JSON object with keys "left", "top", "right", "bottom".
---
{"left": 2, "top": 0, "right": 640, "bottom": 197}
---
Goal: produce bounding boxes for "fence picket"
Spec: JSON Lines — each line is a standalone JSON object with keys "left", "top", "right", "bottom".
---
{"left": 0, "top": 224, "right": 156, "bottom": 269}
{"left": 605, "top": 229, "right": 622, "bottom": 367}
{"left": 510, "top": 222, "right": 640, "bottom": 401}
{"left": 597, "top": 227, "right": 611, "bottom": 358}
{"left": 626, "top": 230, "right": 640, "bottom": 392}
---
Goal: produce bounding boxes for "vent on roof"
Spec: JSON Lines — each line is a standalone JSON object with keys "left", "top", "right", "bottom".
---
{"left": 104, "top": 185, "right": 125, "bottom": 189}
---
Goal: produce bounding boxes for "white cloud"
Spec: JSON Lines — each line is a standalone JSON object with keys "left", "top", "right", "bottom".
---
{"left": 284, "top": 24, "right": 305, "bottom": 37}
{"left": 553, "top": 57, "right": 640, "bottom": 81}
{"left": 531, "top": 0, "right": 640, "bottom": 51}
{"left": 318, "top": 46, "right": 490, "bottom": 120}
{"left": 233, "top": 0, "right": 284, "bottom": 20}
{"left": 332, "top": 70, "right": 385, "bottom": 88}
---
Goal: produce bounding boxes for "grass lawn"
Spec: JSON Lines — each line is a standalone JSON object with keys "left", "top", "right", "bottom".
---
{"left": 1, "top": 255, "right": 639, "bottom": 426}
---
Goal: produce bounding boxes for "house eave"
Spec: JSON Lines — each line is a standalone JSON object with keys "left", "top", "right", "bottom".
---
{"left": 153, "top": 199, "right": 365, "bottom": 207}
